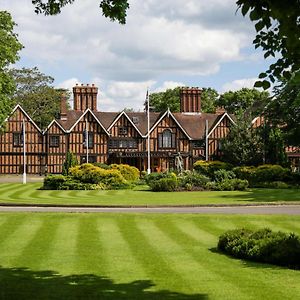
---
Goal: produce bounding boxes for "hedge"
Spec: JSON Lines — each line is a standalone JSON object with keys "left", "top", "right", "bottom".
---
{"left": 218, "top": 228, "right": 300, "bottom": 269}
{"left": 194, "top": 160, "right": 232, "bottom": 177}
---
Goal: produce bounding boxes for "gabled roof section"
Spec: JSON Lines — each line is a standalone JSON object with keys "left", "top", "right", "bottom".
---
{"left": 5, "top": 104, "right": 43, "bottom": 133}
{"left": 107, "top": 111, "right": 144, "bottom": 137}
{"left": 43, "top": 119, "right": 67, "bottom": 134}
{"left": 207, "top": 112, "right": 235, "bottom": 138}
{"left": 67, "top": 109, "right": 109, "bottom": 135}
{"left": 147, "top": 109, "right": 192, "bottom": 140}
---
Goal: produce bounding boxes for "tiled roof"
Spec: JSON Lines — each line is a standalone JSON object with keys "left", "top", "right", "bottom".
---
{"left": 56, "top": 109, "right": 230, "bottom": 139}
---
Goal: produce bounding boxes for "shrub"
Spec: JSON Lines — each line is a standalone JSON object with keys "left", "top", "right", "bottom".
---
{"left": 213, "top": 169, "right": 236, "bottom": 182}
{"left": 207, "top": 178, "right": 248, "bottom": 191}
{"left": 178, "top": 170, "right": 210, "bottom": 190}
{"left": 194, "top": 160, "right": 232, "bottom": 177}
{"left": 43, "top": 175, "right": 68, "bottom": 190}
{"left": 218, "top": 228, "right": 300, "bottom": 269}
{"left": 93, "top": 162, "right": 111, "bottom": 169}
{"left": 110, "top": 164, "right": 140, "bottom": 182}
{"left": 255, "top": 181, "right": 290, "bottom": 189}
{"left": 145, "top": 172, "right": 178, "bottom": 192}
{"left": 62, "top": 151, "right": 78, "bottom": 175}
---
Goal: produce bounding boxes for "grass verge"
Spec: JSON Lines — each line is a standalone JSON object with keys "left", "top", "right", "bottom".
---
{"left": 0, "top": 213, "right": 299, "bottom": 299}
{"left": 0, "top": 183, "right": 300, "bottom": 206}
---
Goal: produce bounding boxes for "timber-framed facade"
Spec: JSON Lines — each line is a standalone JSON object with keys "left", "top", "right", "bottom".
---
{"left": 1, "top": 84, "right": 299, "bottom": 174}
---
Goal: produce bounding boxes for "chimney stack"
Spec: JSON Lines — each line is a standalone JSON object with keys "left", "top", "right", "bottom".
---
{"left": 73, "top": 84, "right": 98, "bottom": 111}
{"left": 60, "top": 92, "right": 68, "bottom": 121}
{"left": 180, "top": 87, "right": 202, "bottom": 113}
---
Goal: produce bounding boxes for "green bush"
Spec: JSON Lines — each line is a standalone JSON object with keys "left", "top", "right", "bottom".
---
{"left": 93, "top": 162, "right": 111, "bottom": 169}
{"left": 110, "top": 164, "right": 140, "bottom": 182}
{"left": 255, "top": 181, "right": 290, "bottom": 189}
{"left": 178, "top": 171, "right": 210, "bottom": 190}
{"left": 194, "top": 160, "right": 232, "bottom": 177}
{"left": 218, "top": 228, "right": 300, "bottom": 269}
{"left": 43, "top": 175, "right": 68, "bottom": 190}
{"left": 145, "top": 172, "right": 178, "bottom": 192}
{"left": 206, "top": 178, "right": 248, "bottom": 191}
{"left": 213, "top": 169, "right": 236, "bottom": 182}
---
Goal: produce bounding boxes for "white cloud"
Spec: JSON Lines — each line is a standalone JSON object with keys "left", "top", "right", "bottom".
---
{"left": 152, "top": 81, "right": 185, "bottom": 93}
{"left": 221, "top": 78, "right": 258, "bottom": 92}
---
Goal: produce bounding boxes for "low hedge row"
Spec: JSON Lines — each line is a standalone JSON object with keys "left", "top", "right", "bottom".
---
{"left": 218, "top": 228, "right": 300, "bottom": 269}
{"left": 43, "top": 163, "right": 139, "bottom": 190}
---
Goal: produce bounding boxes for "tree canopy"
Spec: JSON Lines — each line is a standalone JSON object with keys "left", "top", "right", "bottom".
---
{"left": 237, "top": 0, "right": 300, "bottom": 88}
{"left": 0, "top": 11, "right": 23, "bottom": 128}
{"left": 9, "top": 67, "right": 68, "bottom": 130}
{"left": 217, "top": 88, "right": 269, "bottom": 115}
{"left": 32, "top": 0, "right": 130, "bottom": 24}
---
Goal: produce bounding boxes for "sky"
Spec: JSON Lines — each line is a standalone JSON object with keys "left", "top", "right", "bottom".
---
{"left": 2, "top": 0, "right": 271, "bottom": 111}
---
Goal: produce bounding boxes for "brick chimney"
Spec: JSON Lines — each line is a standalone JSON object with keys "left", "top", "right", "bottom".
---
{"left": 60, "top": 92, "right": 68, "bottom": 121}
{"left": 180, "top": 87, "right": 202, "bottom": 113}
{"left": 73, "top": 83, "right": 98, "bottom": 111}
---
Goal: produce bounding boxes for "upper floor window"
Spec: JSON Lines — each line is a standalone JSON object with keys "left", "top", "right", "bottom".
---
{"left": 13, "top": 133, "right": 23, "bottom": 147}
{"left": 192, "top": 140, "right": 204, "bottom": 148}
{"left": 109, "top": 139, "right": 137, "bottom": 149}
{"left": 83, "top": 131, "right": 94, "bottom": 148}
{"left": 158, "top": 129, "right": 175, "bottom": 148}
{"left": 118, "top": 127, "right": 128, "bottom": 135}
{"left": 49, "top": 135, "right": 60, "bottom": 147}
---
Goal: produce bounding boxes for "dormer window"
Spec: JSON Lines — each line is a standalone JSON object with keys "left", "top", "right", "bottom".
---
{"left": 13, "top": 133, "right": 23, "bottom": 147}
{"left": 158, "top": 129, "right": 175, "bottom": 148}
{"left": 118, "top": 127, "right": 127, "bottom": 135}
{"left": 49, "top": 135, "right": 60, "bottom": 147}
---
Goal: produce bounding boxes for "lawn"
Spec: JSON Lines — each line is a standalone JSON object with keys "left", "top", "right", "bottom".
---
{"left": 0, "top": 183, "right": 300, "bottom": 206}
{"left": 0, "top": 213, "right": 299, "bottom": 299}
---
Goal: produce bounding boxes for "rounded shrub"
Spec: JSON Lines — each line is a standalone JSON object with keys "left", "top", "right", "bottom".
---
{"left": 110, "top": 164, "right": 140, "bottom": 182}
{"left": 145, "top": 172, "right": 178, "bottom": 192}
{"left": 194, "top": 160, "right": 232, "bottom": 177}
{"left": 218, "top": 228, "right": 300, "bottom": 269}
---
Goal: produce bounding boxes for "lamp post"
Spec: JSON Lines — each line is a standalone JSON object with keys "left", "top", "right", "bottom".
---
{"left": 147, "top": 90, "right": 151, "bottom": 174}
{"left": 22, "top": 119, "right": 27, "bottom": 184}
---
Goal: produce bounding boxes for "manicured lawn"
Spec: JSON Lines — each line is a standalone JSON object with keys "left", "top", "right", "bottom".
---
{"left": 0, "top": 183, "right": 300, "bottom": 206}
{"left": 0, "top": 213, "right": 299, "bottom": 299}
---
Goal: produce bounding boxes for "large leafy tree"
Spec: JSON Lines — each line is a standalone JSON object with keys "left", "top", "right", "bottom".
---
{"left": 0, "top": 11, "right": 23, "bottom": 128}
{"left": 217, "top": 88, "right": 269, "bottom": 115}
{"left": 32, "top": 0, "right": 129, "bottom": 24}
{"left": 9, "top": 67, "right": 68, "bottom": 130}
{"left": 266, "top": 72, "right": 300, "bottom": 146}
{"left": 221, "top": 114, "right": 264, "bottom": 166}
{"left": 237, "top": 0, "right": 300, "bottom": 88}
{"left": 149, "top": 87, "right": 219, "bottom": 113}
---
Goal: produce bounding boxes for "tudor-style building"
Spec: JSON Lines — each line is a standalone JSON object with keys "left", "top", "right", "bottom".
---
{"left": 1, "top": 83, "right": 298, "bottom": 175}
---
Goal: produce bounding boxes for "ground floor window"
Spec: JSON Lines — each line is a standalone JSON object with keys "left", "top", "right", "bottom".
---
{"left": 80, "top": 155, "right": 97, "bottom": 164}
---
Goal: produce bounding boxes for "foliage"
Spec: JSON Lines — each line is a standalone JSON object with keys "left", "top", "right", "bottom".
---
{"left": 218, "top": 228, "right": 300, "bottom": 269}
{"left": 0, "top": 11, "right": 23, "bottom": 128}
{"left": 9, "top": 67, "right": 68, "bottom": 129}
{"left": 110, "top": 164, "right": 140, "bottom": 182}
{"left": 93, "top": 162, "right": 111, "bottom": 169}
{"left": 217, "top": 88, "right": 269, "bottom": 115}
{"left": 221, "top": 114, "right": 264, "bottom": 166}
{"left": 201, "top": 88, "right": 219, "bottom": 113}
{"left": 149, "top": 87, "right": 181, "bottom": 112}
{"left": 258, "top": 124, "right": 289, "bottom": 166}
{"left": 206, "top": 179, "right": 249, "bottom": 191}
{"left": 69, "top": 163, "right": 130, "bottom": 189}
{"left": 149, "top": 86, "right": 219, "bottom": 113}
{"left": 237, "top": 0, "right": 300, "bottom": 88}
{"left": 62, "top": 151, "right": 79, "bottom": 175}
{"left": 233, "top": 164, "right": 293, "bottom": 187}
{"left": 145, "top": 172, "right": 178, "bottom": 192}
{"left": 177, "top": 171, "right": 210, "bottom": 190}
{"left": 213, "top": 169, "right": 236, "bottom": 182}
{"left": 266, "top": 72, "right": 300, "bottom": 146}
{"left": 32, "top": 0, "right": 130, "bottom": 24}
{"left": 193, "top": 160, "right": 232, "bottom": 177}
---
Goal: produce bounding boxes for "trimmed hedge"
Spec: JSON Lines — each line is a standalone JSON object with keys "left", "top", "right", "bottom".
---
{"left": 194, "top": 160, "right": 232, "bottom": 177}
{"left": 145, "top": 172, "right": 178, "bottom": 192}
{"left": 232, "top": 164, "right": 300, "bottom": 188}
{"left": 218, "top": 228, "right": 300, "bottom": 269}
{"left": 206, "top": 178, "right": 249, "bottom": 191}
{"left": 178, "top": 171, "right": 210, "bottom": 190}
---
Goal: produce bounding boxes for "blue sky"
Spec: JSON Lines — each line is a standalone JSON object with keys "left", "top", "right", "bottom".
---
{"left": 2, "top": 0, "right": 271, "bottom": 111}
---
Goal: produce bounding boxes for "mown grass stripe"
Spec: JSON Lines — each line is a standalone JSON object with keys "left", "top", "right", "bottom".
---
{"left": 119, "top": 216, "right": 191, "bottom": 292}
{"left": 97, "top": 217, "right": 146, "bottom": 282}
{"left": 156, "top": 217, "right": 293, "bottom": 300}
{"left": 0, "top": 216, "right": 43, "bottom": 267}
{"left": 12, "top": 217, "right": 60, "bottom": 270}
{"left": 75, "top": 215, "right": 106, "bottom": 274}
{"left": 45, "top": 216, "right": 79, "bottom": 275}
